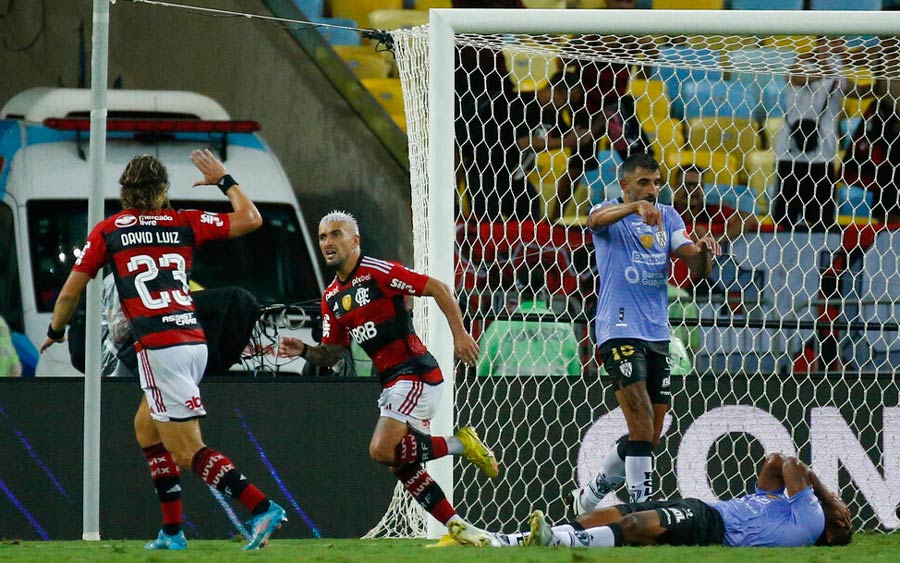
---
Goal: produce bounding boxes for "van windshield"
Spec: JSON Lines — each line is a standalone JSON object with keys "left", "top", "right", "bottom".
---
{"left": 28, "top": 200, "right": 321, "bottom": 313}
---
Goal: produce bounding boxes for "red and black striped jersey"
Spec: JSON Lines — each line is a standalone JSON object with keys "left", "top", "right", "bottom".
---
{"left": 73, "top": 208, "right": 230, "bottom": 349}
{"left": 320, "top": 255, "right": 441, "bottom": 387}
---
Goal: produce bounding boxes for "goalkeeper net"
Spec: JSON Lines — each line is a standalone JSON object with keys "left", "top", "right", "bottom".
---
{"left": 372, "top": 9, "right": 900, "bottom": 537}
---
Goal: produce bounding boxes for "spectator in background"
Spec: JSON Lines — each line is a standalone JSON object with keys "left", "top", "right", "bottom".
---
{"left": 672, "top": 165, "right": 758, "bottom": 242}
{"left": 453, "top": 0, "right": 524, "bottom": 210}
{"left": 840, "top": 79, "right": 900, "bottom": 225}
{"left": 460, "top": 70, "right": 591, "bottom": 221}
{"left": 0, "top": 315, "right": 22, "bottom": 377}
{"left": 773, "top": 38, "right": 854, "bottom": 231}
{"left": 548, "top": 0, "right": 651, "bottom": 222}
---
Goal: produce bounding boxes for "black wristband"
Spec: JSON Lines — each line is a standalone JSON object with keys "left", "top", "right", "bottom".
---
{"left": 216, "top": 174, "right": 238, "bottom": 195}
{"left": 47, "top": 323, "right": 65, "bottom": 340}
{"left": 299, "top": 342, "right": 308, "bottom": 359}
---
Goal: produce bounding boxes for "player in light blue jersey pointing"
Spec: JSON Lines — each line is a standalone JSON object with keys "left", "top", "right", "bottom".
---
{"left": 572, "top": 153, "right": 721, "bottom": 512}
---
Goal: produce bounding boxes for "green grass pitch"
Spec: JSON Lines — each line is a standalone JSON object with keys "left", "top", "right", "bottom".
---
{"left": 1, "top": 534, "right": 898, "bottom": 563}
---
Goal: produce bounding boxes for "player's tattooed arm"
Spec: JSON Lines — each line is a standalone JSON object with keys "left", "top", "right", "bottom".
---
{"left": 277, "top": 337, "right": 345, "bottom": 367}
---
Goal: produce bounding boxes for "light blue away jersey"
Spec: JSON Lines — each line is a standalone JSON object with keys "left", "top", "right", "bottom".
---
{"left": 589, "top": 199, "right": 692, "bottom": 345}
{"left": 712, "top": 486, "right": 825, "bottom": 547}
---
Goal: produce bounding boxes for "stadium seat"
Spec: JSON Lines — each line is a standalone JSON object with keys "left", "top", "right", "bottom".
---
{"left": 810, "top": 0, "right": 881, "bottom": 9}
{"left": 333, "top": 46, "right": 392, "bottom": 79}
{"left": 685, "top": 116, "right": 759, "bottom": 158}
{"left": 629, "top": 78, "right": 671, "bottom": 125}
{"left": 653, "top": 0, "right": 724, "bottom": 8}
{"left": 331, "top": 0, "right": 403, "bottom": 31}
{"left": 310, "top": 17, "right": 361, "bottom": 46}
{"left": 706, "top": 183, "right": 759, "bottom": 214}
{"left": 681, "top": 80, "right": 755, "bottom": 119}
{"left": 523, "top": 0, "right": 567, "bottom": 7}
{"left": 292, "top": 0, "right": 324, "bottom": 17}
{"left": 390, "top": 112, "right": 407, "bottom": 132}
{"left": 726, "top": 47, "right": 794, "bottom": 122}
{"left": 836, "top": 185, "right": 874, "bottom": 219}
{"left": 531, "top": 149, "right": 571, "bottom": 216}
{"left": 731, "top": 0, "right": 802, "bottom": 8}
{"left": 582, "top": 149, "right": 623, "bottom": 205}
{"left": 666, "top": 150, "right": 740, "bottom": 187}
{"left": 361, "top": 78, "right": 405, "bottom": 115}
{"left": 647, "top": 116, "right": 685, "bottom": 166}
{"left": 503, "top": 49, "right": 560, "bottom": 92}
{"left": 743, "top": 149, "right": 775, "bottom": 213}
{"left": 368, "top": 9, "right": 429, "bottom": 29}
{"left": 414, "top": 0, "right": 452, "bottom": 9}
{"left": 761, "top": 116, "right": 783, "bottom": 149}
{"left": 653, "top": 47, "right": 724, "bottom": 118}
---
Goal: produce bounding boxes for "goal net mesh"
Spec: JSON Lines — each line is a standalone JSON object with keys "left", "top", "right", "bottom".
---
{"left": 371, "top": 23, "right": 900, "bottom": 537}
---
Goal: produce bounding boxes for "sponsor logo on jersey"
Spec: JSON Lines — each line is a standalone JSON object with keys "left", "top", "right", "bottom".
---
{"left": 115, "top": 215, "right": 137, "bottom": 228}
{"left": 351, "top": 273, "right": 372, "bottom": 286}
{"left": 160, "top": 312, "right": 196, "bottom": 326}
{"left": 325, "top": 285, "right": 340, "bottom": 300}
{"left": 390, "top": 278, "right": 415, "bottom": 293}
{"left": 200, "top": 212, "right": 224, "bottom": 227}
{"left": 138, "top": 215, "right": 174, "bottom": 226}
{"left": 342, "top": 294, "right": 353, "bottom": 311}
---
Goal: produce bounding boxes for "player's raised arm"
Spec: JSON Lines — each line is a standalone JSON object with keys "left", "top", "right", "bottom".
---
{"left": 588, "top": 199, "right": 660, "bottom": 230}
{"left": 190, "top": 148, "right": 262, "bottom": 238}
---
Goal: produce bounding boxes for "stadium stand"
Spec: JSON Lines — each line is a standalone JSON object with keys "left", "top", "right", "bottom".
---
{"left": 731, "top": 0, "right": 802, "bottom": 8}
{"left": 810, "top": 0, "right": 882, "bottom": 10}
{"left": 334, "top": 46, "right": 392, "bottom": 79}
{"left": 330, "top": 0, "right": 403, "bottom": 28}
{"left": 292, "top": 0, "right": 324, "bottom": 17}
{"left": 360, "top": 78, "right": 406, "bottom": 115}
{"left": 368, "top": 9, "right": 429, "bottom": 29}
{"left": 653, "top": 0, "right": 724, "bottom": 9}
{"left": 311, "top": 16, "right": 361, "bottom": 45}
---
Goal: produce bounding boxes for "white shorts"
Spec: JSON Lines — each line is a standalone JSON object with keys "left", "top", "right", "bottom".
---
{"left": 377, "top": 379, "right": 444, "bottom": 435}
{"left": 137, "top": 344, "right": 208, "bottom": 422}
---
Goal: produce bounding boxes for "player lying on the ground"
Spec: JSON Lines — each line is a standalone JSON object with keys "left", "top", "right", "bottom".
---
{"left": 447, "top": 453, "right": 852, "bottom": 548}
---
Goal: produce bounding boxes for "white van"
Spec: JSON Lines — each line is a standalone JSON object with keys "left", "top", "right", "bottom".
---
{"left": 0, "top": 88, "right": 324, "bottom": 375}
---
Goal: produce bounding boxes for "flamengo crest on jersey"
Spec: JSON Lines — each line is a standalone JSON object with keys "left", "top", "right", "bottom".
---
{"left": 72, "top": 208, "right": 230, "bottom": 349}
{"left": 320, "top": 256, "right": 440, "bottom": 386}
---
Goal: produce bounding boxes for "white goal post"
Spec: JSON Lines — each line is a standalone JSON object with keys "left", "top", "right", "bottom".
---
{"left": 371, "top": 8, "right": 900, "bottom": 539}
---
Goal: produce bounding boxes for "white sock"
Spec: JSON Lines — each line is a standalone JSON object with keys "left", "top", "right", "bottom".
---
{"left": 446, "top": 514, "right": 464, "bottom": 527}
{"left": 625, "top": 445, "right": 653, "bottom": 503}
{"left": 445, "top": 436, "right": 464, "bottom": 456}
{"left": 585, "top": 526, "right": 617, "bottom": 547}
{"left": 552, "top": 525, "right": 617, "bottom": 548}
{"left": 493, "top": 532, "right": 525, "bottom": 547}
{"left": 581, "top": 446, "right": 627, "bottom": 510}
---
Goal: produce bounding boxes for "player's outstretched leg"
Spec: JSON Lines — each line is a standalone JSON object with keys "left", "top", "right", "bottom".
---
{"left": 243, "top": 500, "right": 288, "bottom": 550}
{"left": 566, "top": 437, "right": 627, "bottom": 515}
{"left": 455, "top": 426, "right": 499, "bottom": 478}
{"left": 524, "top": 510, "right": 553, "bottom": 547}
{"left": 145, "top": 529, "right": 187, "bottom": 550}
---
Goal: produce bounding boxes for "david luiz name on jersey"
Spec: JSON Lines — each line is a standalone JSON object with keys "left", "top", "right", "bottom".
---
{"left": 119, "top": 231, "right": 181, "bottom": 246}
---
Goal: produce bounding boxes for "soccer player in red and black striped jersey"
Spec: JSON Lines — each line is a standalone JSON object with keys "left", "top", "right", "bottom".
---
{"left": 40, "top": 149, "right": 286, "bottom": 550}
{"left": 278, "top": 210, "right": 499, "bottom": 543}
